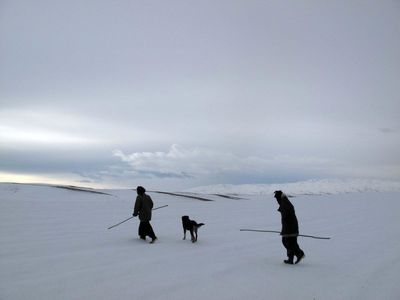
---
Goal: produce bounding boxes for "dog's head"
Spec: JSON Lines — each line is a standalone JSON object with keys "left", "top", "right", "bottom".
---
{"left": 182, "top": 215, "right": 189, "bottom": 221}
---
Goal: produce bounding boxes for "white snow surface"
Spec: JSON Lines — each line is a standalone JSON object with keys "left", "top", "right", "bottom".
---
{"left": 1, "top": 182, "right": 400, "bottom": 300}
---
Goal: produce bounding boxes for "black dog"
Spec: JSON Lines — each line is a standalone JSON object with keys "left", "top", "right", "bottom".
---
{"left": 182, "top": 216, "right": 205, "bottom": 243}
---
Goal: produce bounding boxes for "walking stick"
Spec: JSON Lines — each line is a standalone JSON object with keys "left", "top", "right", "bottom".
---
{"left": 108, "top": 216, "right": 135, "bottom": 229}
{"left": 107, "top": 205, "right": 168, "bottom": 230}
{"left": 152, "top": 204, "right": 168, "bottom": 211}
{"left": 240, "top": 229, "right": 331, "bottom": 240}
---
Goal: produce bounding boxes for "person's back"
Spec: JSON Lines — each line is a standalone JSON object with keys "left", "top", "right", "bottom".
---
{"left": 134, "top": 193, "right": 153, "bottom": 222}
{"left": 277, "top": 194, "right": 299, "bottom": 235}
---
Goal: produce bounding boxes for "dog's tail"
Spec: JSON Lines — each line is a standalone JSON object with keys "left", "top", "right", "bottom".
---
{"left": 197, "top": 223, "right": 205, "bottom": 227}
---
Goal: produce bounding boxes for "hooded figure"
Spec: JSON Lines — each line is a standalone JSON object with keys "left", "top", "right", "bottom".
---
{"left": 274, "top": 190, "right": 305, "bottom": 264}
{"left": 275, "top": 191, "right": 299, "bottom": 235}
{"left": 133, "top": 186, "right": 157, "bottom": 243}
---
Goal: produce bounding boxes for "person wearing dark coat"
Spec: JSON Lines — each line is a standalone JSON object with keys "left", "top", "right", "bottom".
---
{"left": 274, "top": 190, "right": 305, "bottom": 264}
{"left": 133, "top": 186, "right": 157, "bottom": 243}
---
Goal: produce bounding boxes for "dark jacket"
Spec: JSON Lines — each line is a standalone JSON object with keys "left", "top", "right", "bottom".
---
{"left": 133, "top": 194, "right": 154, "bottom": 222}
{"left": 277, "top": 194, "right": 299, "bottom": 235}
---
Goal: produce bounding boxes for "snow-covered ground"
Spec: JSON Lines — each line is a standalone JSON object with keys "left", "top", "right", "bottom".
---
{"left": 1, "top": 182, "right": 400, "bottom": 300}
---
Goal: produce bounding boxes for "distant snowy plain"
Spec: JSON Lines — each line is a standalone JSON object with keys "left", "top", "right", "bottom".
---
{"left": 1, "top": 180, "right": 400, "bottom": 300}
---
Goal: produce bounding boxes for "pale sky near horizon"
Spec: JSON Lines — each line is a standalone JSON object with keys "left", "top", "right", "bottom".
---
{"left": 1, "top": 0, "right": 399, "bottom": 190}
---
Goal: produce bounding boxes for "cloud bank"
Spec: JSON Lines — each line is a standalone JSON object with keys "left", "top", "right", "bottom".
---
{"left": 112, "top": 144, "right": 334, "bottom": 179}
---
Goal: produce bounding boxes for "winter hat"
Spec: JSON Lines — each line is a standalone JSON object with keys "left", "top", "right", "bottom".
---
{"left": 136, "top": 186, "right": 146, "bottom": 195}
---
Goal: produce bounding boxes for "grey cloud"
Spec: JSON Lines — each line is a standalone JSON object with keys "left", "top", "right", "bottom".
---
{"left": 379, "top": 128, "right": 397, "bottom": 134}
{"left": 112, "top": 144, "right": 335, "bottom": 179}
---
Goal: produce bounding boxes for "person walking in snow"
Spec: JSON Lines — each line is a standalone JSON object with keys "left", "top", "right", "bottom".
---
{"left": 133, "top": 186, "right": 157, "bottom": 243}
{"left": 274, "top": 190, "right": 305, "bottom": 264}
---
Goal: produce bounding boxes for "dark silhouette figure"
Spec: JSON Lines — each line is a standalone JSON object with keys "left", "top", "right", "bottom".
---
{"left": 181, "top": 215, "right": 205, "bottom": 243}
{"left": 274, "top": 190, "right": 305, "bottom": 264}
{"left": 133, "top": 186, "right": 157, "bottom": 243}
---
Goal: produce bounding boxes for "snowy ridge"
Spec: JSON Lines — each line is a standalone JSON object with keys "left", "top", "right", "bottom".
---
{"left": 183, "top": 178, "right": 400, "bottom": 195}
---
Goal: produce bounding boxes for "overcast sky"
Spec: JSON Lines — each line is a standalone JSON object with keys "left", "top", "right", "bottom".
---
{"left": 1, "top": 0, "right": 399, "bottom": 190}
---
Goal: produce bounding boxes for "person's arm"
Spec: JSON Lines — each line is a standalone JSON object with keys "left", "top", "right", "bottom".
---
{"left": 148, "top": 195, "right": 154, "bottom": 210}
{"left": 133, "top": 196, "right": 141, "bottom": 216}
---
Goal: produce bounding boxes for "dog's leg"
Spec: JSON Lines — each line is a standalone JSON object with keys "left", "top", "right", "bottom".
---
{"left": 183, "top": 228, "right": 186, "bottom": 240}
{"left": 194, "top": 228, "right": 198, "bottom": 242}
{"left": 190, "top": 229, "right": 195, "bottom": 242}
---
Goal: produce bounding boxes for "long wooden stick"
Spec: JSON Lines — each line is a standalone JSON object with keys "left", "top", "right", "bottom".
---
{"left": 108, "top": 205, "right": 168, "bottom": 230}
{"left": 152, "top": 204, "right": 168, "bottom": 211}
{"left": 240, "top": 229, "right": 331, "bottom": 240}
{"left": 108, "top": 216, "right": 135, "bottom": 229}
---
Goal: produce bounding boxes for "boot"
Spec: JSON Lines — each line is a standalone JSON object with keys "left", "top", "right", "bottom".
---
{"left": 284, "top": 256, "right": 294, "bottom": 264}
{"left": 295, "top": 253, "right": 305, "bottom": 264}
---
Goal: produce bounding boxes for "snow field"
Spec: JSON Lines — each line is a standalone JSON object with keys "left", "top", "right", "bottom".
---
{"left": 1, "top": 183, "right": 399, "bottom": 300}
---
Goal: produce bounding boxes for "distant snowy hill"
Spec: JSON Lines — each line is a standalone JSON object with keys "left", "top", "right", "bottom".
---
{"left": 184, "top": 178, "right": 400, "bottom": 195}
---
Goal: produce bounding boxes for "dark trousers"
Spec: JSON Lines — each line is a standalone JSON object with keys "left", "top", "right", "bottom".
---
{"left": 282, "top": 236, "right": 304, "bottom": 260}
{"left": 138, "top": 221, "right": 156, "bottom": 239}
